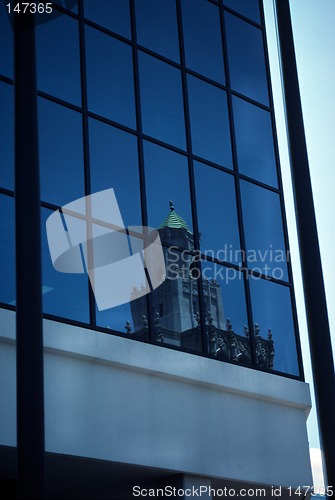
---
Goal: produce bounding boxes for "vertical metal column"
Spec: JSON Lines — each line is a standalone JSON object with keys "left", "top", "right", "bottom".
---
{"left": 274, "top": 0, "right": 335, "bottom": 490}
{"left": 14, "top": 10, "right": 45, "bottom": 500}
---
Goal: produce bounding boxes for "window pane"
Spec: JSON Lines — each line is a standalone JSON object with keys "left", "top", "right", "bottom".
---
{"left": 201, "top": 260, "right": 250, "bottom": 364}
{"left": 139, "top": 52, "right": 186, "bottom": 149}
{"left": 42, "top": 208, "right": 90, "bottom": 322}
{"left": 86, "top": 26, "right": 136, "bottom": 128}
{"left": 144, "top": 141, "right": 193, "bottom": 237}
{"left": 182, "top": 0, "right": 225, "bottom": 83}
{"left": 135, "top": 0, "right": 179, "bottom": 62}
{"left": 188, "top": 75, "right": 232, "bottom": 167}
{"left": 96, "top": 298, "right": 149, "bottom": 341}
{"left": 0, "top": 195, "right": 15, "bottom": 305}
{"left": 36, "top": 14, "right": 81, "bottom": 105}
{"left": 39, "top": 98, "right": 85, "bottom": 206}
{"left": 194, "top": 162, "right": 240, "bottom": 264}
{"left": 250, "top": 278, "right": 299, "bottom": 376}
{"left": 223, "top": 0, "right": 261, "bottom": 24}
{"left": 0, "top": 82, "right": 14, "bottom": 191}
{"left": 241, "top": 181, "right": 288, "bottom": 281}
{"left": 148, "top": 248, "right": 202, "bottom": 351}
{"left": 89, "top": 118, "right": 141, "bottom": 227}
{"left": 84, "top": 0, "right": 130, "bottom": 38}
{"left": 233, "top": 96, "right": 277, "bottom": 187}
{"left": 0, "top": 4, "right": 13, "bottom": 78}
{"left": 52, "top": 0, "right": 78, "bottom": 12}
{"left": 225, "top": 13, "right": 268, "bottom": 105}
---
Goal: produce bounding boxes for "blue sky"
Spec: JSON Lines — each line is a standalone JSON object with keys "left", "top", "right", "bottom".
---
{"left": 264, "top": 0, "right": 335, "bottom": 487}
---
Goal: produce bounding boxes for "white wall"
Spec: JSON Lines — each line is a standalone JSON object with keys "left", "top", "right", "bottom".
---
{"left": 0, "top": 308, "right": 312, "bottom": 487}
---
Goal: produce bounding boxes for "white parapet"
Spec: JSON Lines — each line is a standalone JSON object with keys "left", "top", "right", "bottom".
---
{"left": 0, "top": 308, "right": 312, "bottom": 488}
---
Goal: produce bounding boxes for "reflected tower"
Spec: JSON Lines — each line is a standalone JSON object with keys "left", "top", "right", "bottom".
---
{"left": 131, "top": 201, "right": 274, "bottom": 369}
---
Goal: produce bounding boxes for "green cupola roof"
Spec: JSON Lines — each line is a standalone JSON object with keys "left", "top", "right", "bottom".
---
{"left": 158, "top": 201, "right": 191, "bottom": 232}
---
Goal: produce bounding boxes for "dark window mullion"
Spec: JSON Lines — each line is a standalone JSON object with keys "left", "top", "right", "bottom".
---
{"left": 130, "top": 0, "right": 155, "bottom": 342}
{"left": 176, "top": 0, "right": 208, "bottom": 354}
{"left": 219, "top": 4, "right": 257, "bottom": 366}
{"left": 78, "top": 0, "right": 96, "bottom": 327}
{"left": 259, "top": 0, "right": 304, "bottom": 379}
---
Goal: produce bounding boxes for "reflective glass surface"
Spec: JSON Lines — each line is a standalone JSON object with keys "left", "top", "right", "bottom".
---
{"left": 89, "top": 118, "right": 141, "bottom": 227}
{"left": 84, "top": 0, "right": 131, "bottom": 38}
{"left": 241, "top": 181, "right": 288, "bottom": 281}
{"left": 223, "top": 0, "right": 261, "bottom": 24}
{"left": 41, "top": 208, "right": 90, "bottom": 322}
{"left": 225, "top": 13, "right": 268, "bottom": 105}
{"left": 36, "top": 14, "right": 81, "bottom": 105}
{"left": 233, "top": 96, "right": 277, "bottom": 187}
{"left": 148, "top": 247, "right": 202, "bottom": 351}
{"left": 52, "top": 0, "right": 78, "bottom": 12}
{"left": 86, "top": 26, "right": 136, "bottom": 128}
{"left": 0, "top": 4, "right": 13, "bottom": 78}
{"left": 0, "top": 82, "right": 14, "bottom": 191}
{"left": 181, "top": 0, "right": 225, "bottom": 83}
{"left": 250, "top": 278, "right": 299, "bottom": 376}
{"left": 38, "top": 98, "right": 85, "bottom": 206}
{"left": 195, "top": 162, "right": 240, "bottom": 264}
{"left": 135, "top": 0, "right": 179, "bottom": 62}
{"left": 144, "top": 141, "right": 192, "bottom": 235}
{"left": 201, "top": 260, "right": 250, "bottom": 363}
{"left": 139, "top": 52, "right": 186, "bottom": 149}
{"left": 96, "top": 299, "right": 149, "bottom": 340}
{"left": 0, "top": 195, "right": 15, "bottom": 305}
{"left": 188, "top": 75, "right": 232, "bottom": 167}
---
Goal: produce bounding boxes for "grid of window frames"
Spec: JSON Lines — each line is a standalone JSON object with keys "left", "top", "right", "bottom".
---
{"left": 0, "top": 0, "right": 303, "bottom": 378}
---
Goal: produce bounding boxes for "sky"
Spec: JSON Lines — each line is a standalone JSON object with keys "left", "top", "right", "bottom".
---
{"left": 264, "top": 0, "right": 335, "bottom": 488}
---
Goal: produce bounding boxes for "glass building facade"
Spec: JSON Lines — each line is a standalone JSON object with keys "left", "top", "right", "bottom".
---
{"left": 0, "top": 0, "right": 303, "bottom": 378}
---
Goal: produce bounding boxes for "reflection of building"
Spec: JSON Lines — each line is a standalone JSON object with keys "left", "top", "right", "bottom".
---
{"left": 0, "top": 0, "right": 313, "bottom": 497}
{"left": 131, "top": 202, "right": 274, "bottom": 369}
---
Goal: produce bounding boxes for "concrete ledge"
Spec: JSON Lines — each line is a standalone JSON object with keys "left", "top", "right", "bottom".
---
{"left": 0, "top": 308, "right": 311, "bottom": 413}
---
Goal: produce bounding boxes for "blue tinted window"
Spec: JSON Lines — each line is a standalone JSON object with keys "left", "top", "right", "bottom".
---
{"left": 223, "top": 0, "right": 261, "bottom": 24}
{"left": 89, "top": 118, "right": 141, "bottom": 227}
{"left": 135, "top": 0, "right": 179, "bottom": 62}
{"left": 225, "top": 13, "right": 268, "bottom": 105}
{"left": 0, "top": 82, "right": 14, "bottom": 191}
{"left": 0, "top": 195, "right": 15, "bottom": 305}
{"left": 86, "top": 26, "right": 136, "bottom": 128}
{"left": 250, "top": 278, "right": 299, "bottom": 376}
{"left": 144, "top": 141, "right": 192, "bottom": 234}
{"left": 149, "top": 247, "right": 202, "bottom": 351}
{"left": 182, "top": 0, "right": 225, "bottom": 83}
{"left": 194, "top": 162, "right": 240, "bottom": 264}
{"left": 188, "top": 75, "right": 232, "bottom": 168}
{"left": 52, "top": 0, "right": 78, "bottom": 12}
{"left": 36, "top": 14, "right": 81, "bottom": 105}
{"left": 0, "top": 4, "right": 13, "bottom": 78}
{"left": 39, "top": 98, "right": 85, "bottom": 206}
{"left": 84, "top": 0, "right": 130, "bottom": 38}
{"left": 96, "top": 300, "right": 149, "bottom": 338}
{"left": 233, "top": 96, "right": 277, "bottom": 187}
{"left": 201, "top": 261, "right": 250, "bottom": 362}
{"left": 241, "top": 181, "right": 288, "bottom": 281}
{"left": 42, "top": 208, "right": 90, "bottom": 322}
{"left": 139, "top": 52, "right": 186, "bottom": 149}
